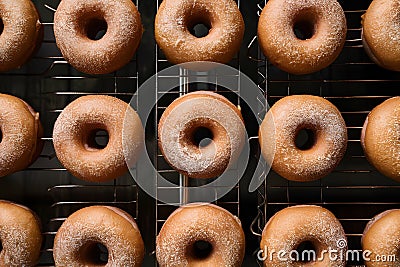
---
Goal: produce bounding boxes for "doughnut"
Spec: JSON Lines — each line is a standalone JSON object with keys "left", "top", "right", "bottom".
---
{"left": 361, "top": 97, "right": 400, "bottom": 181}
{"left": 362, "top": 210, "right": 400, "bottom": 267}
{"left": 0, "top": 94, "right": 43, "bottom": 177}
{"left": 158, "top": 91, "right": 246, "bottom": 178}
{"left": 156, "top": 203, "right": 245, "bottom": 267}
{"left": 0, "top": 0, "right": 42, "bottom": 72}
{"left": 54, "top": 0, "right": 142, "bottom": 74}
{"left": 53, "top": 95, "right": 144, "bottom": 182}
{"left": 362, "top": 0, "right": 400, "bottom": 71}
{"left": 258, "top": 0, "right": 346, "bottom": 75}
{"left": 259, "top": 95, "right": 347, "bottom": 182}
{"left": 260, "top": 205, "right": 347, "bottom": 266}
{"left": 53, "top": 206, "right": 144, "bottom": 266}
{"left": 155, "top": 0, "right": 244, "bottom": 65}
{"left": 0, "top": 200, "right": 42, "bottom": 266}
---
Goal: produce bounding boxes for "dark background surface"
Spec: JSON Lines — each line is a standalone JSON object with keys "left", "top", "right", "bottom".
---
{"left": 0, "top": 0, "right": 398, "bottom": 266}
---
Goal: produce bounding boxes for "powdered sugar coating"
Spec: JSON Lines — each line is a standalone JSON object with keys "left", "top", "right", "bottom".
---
{"left": 0, "top": 201, "right": 42, "bottom": 266}
{"left": 158, "top": 91, "right": 246, "bottom": 178}
{"left": 258, "top": 0, "right": 346, "bottom": 74}
{"left": 362, "top": 209, "right": 400, "bottom": 266}
{"left": 54, "top": 0, "right": 142, "bottom": 74}
{"left": 53, "top": 206, "right": 144, "bottom": 267}
{"left": 0, "top": 94, "right": 43, "bottom": 177}
{"left": 0, "top": 0, "right": 42, "bottom": 71}
{"left": 361, "top": 97, "right": 400, "bottom": 181}
{"left": 362, "top": 209, "right": 397, "bottom": 241}
{"left": 155, "top": 0, "right": 244, "bottom": 64}
{"left": 103, "top": 206, "right": 140, "bottom": 232}
{"left": 156, "top": 203, "right": 245, "bottom": 267}
{"left": 362, "top": 0, "right": 400, "bottom": 71}
{"left": 261, "top": 205, "right": 347, "bottom": 267}
{"left": 259, "top": 95, "right": 347, "bottom": 181}
{"left": 53, "top": 95, "right": 144, "bottom": 182}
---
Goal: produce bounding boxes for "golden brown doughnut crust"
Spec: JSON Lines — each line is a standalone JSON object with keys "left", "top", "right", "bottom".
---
{"left": 54, "top": 0, "right": 142, "bottom": 74}
{"left": 361, "top": 97, "right": 400, "bottom": 181}
{"left": 362, "top": 210, "right": 400, "bottom": 267}
{"left": 52, "top": 95, "right": 144, "bottom": 182}
{"left": 261, "top": 205, "right": 347, "bottom": 267}
{"left": 156, "top": 203, "right": 245, "bottom": 267}
{"left": 155, "top": 0, "right": 244, "bottom": 65}
{"left": 0, "top": 94, "right": 43, "bottom": 177}
{"left": 258, "top": 0, "right": 346, "bottom": 75}
{"left": 362, "top": 0, "right": 400, "bottom": 71}
{"left": 158, "top": 91, "right": 245, "bottom": 178}
{"left": 0, "top": 200, "right": 42, "bottom": 266}
{"left": 53, "top": 206, "right": 144, "bottom": 267}
{"left": 0, "top": 0, "right": 42, "bottom": 72}
{"left": 259, "top": 95, "right": 347, "bottom": 181}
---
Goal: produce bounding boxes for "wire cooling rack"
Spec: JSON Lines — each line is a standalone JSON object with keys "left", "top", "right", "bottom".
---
{"left": 249, "top": 0, "right": 400, "bottom": 266}
{"left": 1, "top": 0, "right": 394, "bottom": 266}
{"left": 0, "top": 1, "right": 140, "bottom": 265}
{"left": 0, "top": 0, "right": 246, "bottom": 265}
{"left": 153, "top": 1, "right": 243, "bottom": 262}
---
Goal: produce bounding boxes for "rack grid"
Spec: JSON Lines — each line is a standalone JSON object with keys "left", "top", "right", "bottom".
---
{"left": 0, "top": 0, "right": 396, "bottom": 266}
{"left": 153, "top": 1, "right": 244, "bottom": 263}
{"left": 250, "top": 1, "right": 400, "bottom": 266}
{"left": 3, "top": 1, "right": 141, "bottom": 265}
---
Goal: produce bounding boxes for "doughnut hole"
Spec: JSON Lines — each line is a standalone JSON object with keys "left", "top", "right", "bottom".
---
{"left": 293, "top": 10, "right": 317, "bottom": 40}
{"left": 86, "top": 18, "right": 107, "bottom": 40}
{"left": 0, "top": 128, "right": 2, "bottom": 143}
{"left": 186, "top": 10, "right": 213, "bottom": 38}
{"left": 79, "top": 241, "right": 109, "bottom": 265}
{"left": 192, "top": 127, "right": 214, "bottom": 148}
{"left": 295, "top": 128, "right": 316, "bottom": 150}
{"left": 187, "top": 240, "right": 213, "bottom": 260}
{"left": 295, "top": 240, "right": 317, "bottom": 262}
{"left": 0, "top": 19, "right": 4, "bottom": 36}
{"left": 189, "top": 23, "right": 211, "bottom": 38}
{"left": 78, "top": 13, "right": 108, "bottom": 41}
{"left": 83, "top": 127, "right": 109, "bottom": 151}
{"left": 180, "top": 121, "right": 216, "bottom": 150}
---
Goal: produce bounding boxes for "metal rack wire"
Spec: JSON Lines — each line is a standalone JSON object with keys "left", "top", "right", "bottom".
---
{"left": 2, "top": 0, "right": 395, "bottom": 265}
{"left": 250, "top": 0, "right": 400, "bottom": 266}
{"left": 0, "top": 0, "right": 246, "bottom": 265}
{"left": 153, "top": 1, "right": 243, "bottom": 261}
{"left": 3, "top": 1, "right": 141, "bottom": 265}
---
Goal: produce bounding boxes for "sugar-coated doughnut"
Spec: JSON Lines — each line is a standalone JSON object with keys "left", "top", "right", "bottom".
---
{"left": 362, "top": 0, "right": 400, "bottom": 71}
{"left": 258, "top": 0, "right": 346, "bottom": 75}
{"left": 53, "top": 206, "right": 144, "bottom": 266}
{"left": 156, "top": 203, "right": 245, "bottom": 267}
{"left": 155, "top": 0, "right": 244, "bottom": 65}
{"left": 362, "top": 210, "right": 400, "bottom": 267}
{"left": 0, "top": 200, "right": 42, "bottom": 266}
{"left": 361, "top": 97, "right": 400, "bottom": 181}
{"left": 0, "top": 0, "right": 42, "bottom": 72}
{"left": 53, "top": 95, "right": 144, "bottom": 182}
{"left": 0, "top": 94, "right": 43, "bottom": 177}
{"left": 158, "top": 91, "right": 246, "bottom": 178}
{"left": 261, "top": 205, "right": 347, "bottom": 267}
{"left": 259, "top": 95, "right": 347, "bottom": 181}
{"left": 54, "top": 0, "right": 142, "bottom": 74}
